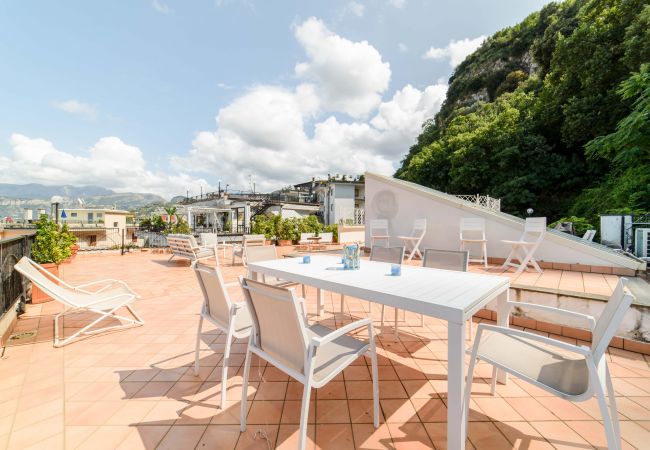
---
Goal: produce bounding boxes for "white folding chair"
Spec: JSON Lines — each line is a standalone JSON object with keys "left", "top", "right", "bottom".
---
{"left": 582, "top": 229, "right": 597, "bottom": 242}
{"left": 245, "top": 245, "right": 307, "bottom": 298}
{"left": 231, "top": 234, "right": 266, "bottom": 266}
{"left": 398, "top": 218, "right": 427, "bottom": 261}
{"left": 167, "top": 234, "right": 217, "bottom": 264}
{"left": 240, "top": 278, "right": 379, "bottom": 450}
{"left": 501, "top": 217, "right": 546, "bottom": 274}
{"left": 422, "top": 249, "right": 471, "bottom": 336}
{"left": 192, "top": 262, "right": 252, "bottom": 410}
{"left": 460, "top": 218, "right": 488, "bottom": 268}
{"left": 370, "top": 219, "right": 390, "bottom": 247}
{"left": 14, "top": 257, "right": 143, "bottom": 347}
{"left": 465, "top": 279, "right": 634, "bottom": 450}
{"left": 200, "top": 232, "right": 227, "bottom": 259}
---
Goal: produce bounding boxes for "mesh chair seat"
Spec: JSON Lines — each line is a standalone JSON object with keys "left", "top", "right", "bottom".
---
{"left": 233, "top": 302, "right": 253, "bottom": 333}
{"left": 307, "top": 324, "right": 369, "bottom": 383}
{"left": 476, "top": 330, "right": 589, "bottom": 397}
{"left": 194, "top": 247, "right": 216, "bottom": 259}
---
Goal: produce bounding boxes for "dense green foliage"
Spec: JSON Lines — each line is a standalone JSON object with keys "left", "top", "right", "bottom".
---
{"left": 252, "top": 214, "right": 337, "bottom": 242}
{"left": 396, "top": 0, "right": 650, "bottom": 222}
{"left": 31, "top": 216, "right": 76, "bottom": 264}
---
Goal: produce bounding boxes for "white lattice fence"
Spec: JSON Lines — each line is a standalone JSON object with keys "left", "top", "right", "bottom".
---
{"left": 455, "top": 195, "right": 501, "bottom": 212}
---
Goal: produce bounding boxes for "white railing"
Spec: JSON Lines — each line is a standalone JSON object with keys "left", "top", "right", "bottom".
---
{"left": 338, "top": 207, "right": 365, "bottom": 225}
{"left": 455, "top": 194, "right": 501, "bottom": 212}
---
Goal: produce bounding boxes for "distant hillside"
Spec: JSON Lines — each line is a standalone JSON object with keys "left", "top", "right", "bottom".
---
{"left": 396, "top": 0, "right": 650, "bottom": 222}
{"left": 0, "top": 183, "right": 113, "bottom": 199}
{"left": 0, "top": 183, "right": 167, "bottom": 219}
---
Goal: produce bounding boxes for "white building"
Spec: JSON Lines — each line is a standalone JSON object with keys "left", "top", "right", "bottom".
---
{"left": 311, "top": 177, "right": 365, "bottom": 226}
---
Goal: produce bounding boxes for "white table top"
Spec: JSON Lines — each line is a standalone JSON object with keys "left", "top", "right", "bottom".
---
{"left": 248, "top": 255, "right": 509, "bottom": 324}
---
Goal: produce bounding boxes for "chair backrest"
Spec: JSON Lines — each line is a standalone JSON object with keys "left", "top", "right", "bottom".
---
{"left": 300, "top": 233, "right": 315, "bottom": 242}
{"left": 13, "top": 257, "right": 78, "bottom": 306}
{"left": 245, "top": 245, "right": 278, "bottom": 264}
{"left": 243, "top": 234, "right": 266, "bottom": 247}
{"left": 167, "top": 234, "right": 199, "bottom": 258}
{"left": 370, "top": 246, "right": 404, "bottom": 264}
{"left": 460, "top": 218, "right": 486, "bottom": 240}
{"left": 582, "top": 230, "right": 596, "bottom": 241}
{"left": 412, "top": 218, "right": 427, "bottom": 237}
{"left": 522, "top": 217, "right": 546, "bottom": 243}
{"left": 319, "top": 232, "right": 333, "bottom": 243}
{"left": 240, "top": 278, "right": 308, "bottom": 376}
{"left": 200, "top": 232, "right": 219, "bottom": 246}
{"left": 192, "top": 262, "right": 233, "bottom": 328}
{"left": 422, "top": 249, "right": 469, "bottom": 271}
{"left": 591, "top": 278, "right": 634, "bottom": 361}
{"left": 370, "top": 219, "right": 389, "bottom": 237}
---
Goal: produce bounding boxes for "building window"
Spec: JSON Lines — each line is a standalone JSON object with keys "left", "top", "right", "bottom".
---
{"left": 113, "top": 222, "right": 118, "bottom": 228}
{"left": 70, "top": 212, "right": 77, "bottom": 217}
{"left": 97, "top": 213, "right": 103, "bottom": 218}
{"left": 88, "top": 235, "right": 97, "bottom": 246}
{"left": 87, "top": 213, "right": 94, "bottom": 221}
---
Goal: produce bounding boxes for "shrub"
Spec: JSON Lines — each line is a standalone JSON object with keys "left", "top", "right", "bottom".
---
{"left": 31, "top": 216, "right": 66, "bottom": 264}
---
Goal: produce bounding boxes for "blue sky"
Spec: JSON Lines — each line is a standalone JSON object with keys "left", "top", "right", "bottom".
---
{"left": 0, "top": 0, "right": 550, "bottom": 198}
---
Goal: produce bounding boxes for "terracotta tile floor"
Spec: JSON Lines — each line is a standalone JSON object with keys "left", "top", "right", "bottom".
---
{"left": 2, "top": 251, "right": 649, "bottom": 449}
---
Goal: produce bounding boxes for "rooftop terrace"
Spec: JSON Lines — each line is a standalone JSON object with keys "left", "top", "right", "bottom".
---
{"left": 1, "top": 251, "right": 649, "bottom": 449}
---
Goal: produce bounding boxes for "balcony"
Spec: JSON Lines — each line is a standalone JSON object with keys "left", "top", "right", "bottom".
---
{"left": 1, "top": 249, "right": 649, "bottom": 449}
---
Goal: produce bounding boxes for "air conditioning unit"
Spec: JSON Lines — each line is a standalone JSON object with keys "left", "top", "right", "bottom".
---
{"left": 634, "top": 228, "right": 650, "bottom": 257}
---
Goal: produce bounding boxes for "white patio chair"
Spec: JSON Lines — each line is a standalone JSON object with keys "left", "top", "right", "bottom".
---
{"left": 239, "top": 278, "right": 379, "bottom": 450}
{"left": 582, "top": 229, "right": 597, "bottom": 242}
{"left": 422, "top": 249, "right": 471, "bottom": 336}
{"left": 398, "top": 218, "right": 427, "bottom": 261}
{"left": 14, "top": 257, "right": 143, "bottom": 347}
{"left": 370, "top": 219, "right": 390, "bottom": 247}
{"left": 460, "top": 218, "right": 488, "bottom": 268}
{"left": 245, "top": 245, "right": 307, "bottom": 298}
{"left": 231, "top": 234, "right": 266, "bottom": 266}
{"left": 465, "top": 278, "right": 634, "bottom": 450}
{"left": 501, "top": 217, "right": 546, "bottom": 274}
{"left": 168, "top": 234, "right": 217, "bottom": 264}
{"left": 192, "top": 261, "right": 252, "bottom": 410}
{"left": 200, "top": 232, "right": 227, "bottom": 259}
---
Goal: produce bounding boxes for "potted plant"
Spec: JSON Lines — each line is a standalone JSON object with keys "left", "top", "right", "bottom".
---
{"left": 276, "top": 218, "right": 296, "bottom": 246}
{"left": 252, "top": 215, "right": 274, "bottom": 245}
{"left": 60, "top": 223, "right": 77, "bottom": 262}
{"left": 30, "top": 216, "right": 66, "bottom": 303}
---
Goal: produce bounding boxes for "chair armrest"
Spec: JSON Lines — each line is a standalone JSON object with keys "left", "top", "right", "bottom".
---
{"left": 310, "top": 318, "right": 372, "bottom": 348}
{"left": 509, "top": 301, "right": 596, "bottom": 331}
{"left": 224, "top": 281, "right": 240, "bottom": 288}
{"left": 475, "top": 323, "right": 591, "bottom": 357}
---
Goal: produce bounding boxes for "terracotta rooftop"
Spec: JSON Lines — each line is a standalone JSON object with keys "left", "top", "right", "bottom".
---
{"left": 1, "top": 251, "right": 649, "bottom": 449}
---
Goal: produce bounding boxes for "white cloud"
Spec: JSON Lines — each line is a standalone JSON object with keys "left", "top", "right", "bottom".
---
{"left": 398, "top": 42, "right": 408, "bottom": 52}
{"left": 171, "top": 81, "right": 447, "bottom": 192}
{"left": 388, "top": 0, "right": 405, "bottom": 8}
{"left": 0, "top": 134, "right": 212, "bottom": 198}
{"left": 151, "top": 0, "right": 172, "bottom": 14}
{"left": 344, "top": 1, "right": 365, "bottom": 17}
{"left": 423, "top": 35, "right": 486, "bottom": 68}
{"left": 51, "top": 100, "right": 97, "bottom": 119}
{"left": 294, "top": 17, "right": 390, "bottom": 118}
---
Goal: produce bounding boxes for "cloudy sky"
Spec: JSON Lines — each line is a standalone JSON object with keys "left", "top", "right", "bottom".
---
{"left": 0, "top": 0, "right": 550, "bottom": 199}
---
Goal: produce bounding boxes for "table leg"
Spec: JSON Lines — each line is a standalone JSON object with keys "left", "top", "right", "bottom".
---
{"left": 447, "top": 320, "right": 466, "bottom": 450}
{"left": 496, "top": 289, "right": 511, "bottom": 384}
{"left": 317, "top": 288, "right": 324, "bottom": 317}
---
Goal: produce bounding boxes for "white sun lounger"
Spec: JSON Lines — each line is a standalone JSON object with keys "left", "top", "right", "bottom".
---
{"left": 14, "top": 256, "right": 143, "bottom": 347}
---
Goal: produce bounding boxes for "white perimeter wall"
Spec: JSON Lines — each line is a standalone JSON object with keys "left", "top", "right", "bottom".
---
{"left": 365, "top": 174, "right": 639, "bottom": 269}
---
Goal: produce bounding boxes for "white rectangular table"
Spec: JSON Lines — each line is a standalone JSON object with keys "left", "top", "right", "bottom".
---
{"left": 248, "top": 255, "right": 511, "bottom": 450}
